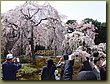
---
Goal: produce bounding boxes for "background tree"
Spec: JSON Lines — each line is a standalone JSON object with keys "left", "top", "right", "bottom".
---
{"left": 1, "top": 1, "right": 64, "bottom": 63}
{"left": 83, "top": 18, "right": 106, "bottom": 44}
{"left": 62, "top": 18, "right": 106, "bottom": 54}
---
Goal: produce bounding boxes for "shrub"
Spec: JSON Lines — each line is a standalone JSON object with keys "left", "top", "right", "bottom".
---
{"left": 35, "top": 50, "right": 54, "bottom": 56}
{"left": 35, "top": 57, "right": 47, "bottom": 68}
{"left": 19, "top": 55, "right": 30, "bottom": 63}
{"left": 1, "top": 53, "right": 5, "bottom": 63}
{"left": 17, "top": 64, "right": 40, "bottom": 80}
{"left": 18, "top": 64, "right": 38, "bottom": 76}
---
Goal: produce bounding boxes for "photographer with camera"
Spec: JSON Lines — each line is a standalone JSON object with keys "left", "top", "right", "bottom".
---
{"left": 62, "top": 50, "right": 84, "bottom": 80}
{"left": 2, "top": 54, "right": 21, "bottom": 80}
{"left": 56, "top": 54, "right": 69, "bottom": 80}
{"left": 62, "top": 52, "right": 77, "bottom": 80}
{"left": 77, "top": 51, "right": 97, "bottom": 80}
{"left": 78, "top": 51, "right": 93, "bottom": 72}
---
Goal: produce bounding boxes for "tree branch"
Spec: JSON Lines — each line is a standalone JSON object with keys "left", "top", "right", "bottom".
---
{"left": 30, "top": 8, "right": 41, "bottom": 19}
{"left": 34, "top": 18, "right": 48, "bottom": 26}
{"left": 28, "top": 8, "right": 31, "bottom": 17}
{"left": 20, "top": 9, "right": 29, "bottom": 20}
{"left": 5, "top": 19, "right": 20, "bottom": 31}
{"left": 21, "top": 8, "right": 41, "bottom": 20}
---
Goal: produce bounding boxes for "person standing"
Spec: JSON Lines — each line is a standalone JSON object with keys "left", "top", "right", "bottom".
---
{"left": 2, "top": 54, "right": 21, "bottom": 80}
{"left": 77, "top": 52, "right": 97, "bottom": 80}
{"left": 41, "top": 59, "right": 56, "bottom": 80}
{"left": 62, "top": 53, "right": 76, "bottom": 80}
{"left": 92, "top": 57, "right": 101, "bottom": 80}
{"left": 77, "top": 71, "right": 97, "bottom": 80}
{"left": 56, "top": 54, "right": 68, "bottom": 80}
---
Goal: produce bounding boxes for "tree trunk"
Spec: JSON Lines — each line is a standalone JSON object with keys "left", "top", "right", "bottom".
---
{"left": 31, "top": 25, "right": 35, "bottom": 64}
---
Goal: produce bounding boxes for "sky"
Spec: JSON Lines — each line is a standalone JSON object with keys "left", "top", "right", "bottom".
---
{"left": 1, "top": 1, "right": 106, "bottom": 23}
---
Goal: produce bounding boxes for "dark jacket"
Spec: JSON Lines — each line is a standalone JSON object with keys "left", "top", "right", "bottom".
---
{"left": 63, "top": 60, "right": 74, "bottom": 80}
{"left": 100, "top": 65, "right": 106, "bottom": 80}
{"left": 41, "top": 59, "right": 56, "bottom": 80}
{"left": 79, "top": 61, "right": 93, "bottom": 72}
{"left": 77, "top": 71, "right": 97, "bottom": 80}
{"left": 92, "top": 66, "right": 101, "bottom": 80}
{"left": 2, "top": 61, "right": 21, "bottom": 80}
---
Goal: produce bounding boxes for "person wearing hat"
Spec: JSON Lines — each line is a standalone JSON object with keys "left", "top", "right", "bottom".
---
{"left": 2, "top": 54, "right": 21, "bottom": 80}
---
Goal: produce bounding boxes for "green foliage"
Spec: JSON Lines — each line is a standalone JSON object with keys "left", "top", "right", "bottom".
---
{"left": 1, "top": 53, "right": 5, "bottom": 63}
{"left": 17, "top": 64, "right": 40, "bottom": 80}
{"left": 66, "top": 18, "right": 106, "bottom": 45}
{"left": 17, "top": 57, "right": 82, "bottom": 80}
{"left": 1, "top": 53, "right": 5, "bottom": 59}
{"left": 53, "top": 57, "right": 60, "bottom": 65}
{"left": 95, "top": 22, "right": 106, "bottom": 44}
{"left": 74, "top": 61, "right": 81, "bottom": 69}
{"left": 35, "top": 50, "right": 54, "bottom": 56}
{"left": 66, "top": 20, "right": 77, "bottom": 24}
{"left": 35, "top": 45, "right": 45, "bottom": 51}
{"left": 83, "top": 18, "right": 106, "bottom": 45}
{"left": 18, "top": 64, "right": 37, "bottom": 75}
{"left": 19, "top": 55, "right": 30, "bottom": 63}
{"left": 19, "top": 74, "right": 40, "bottom": 80}
{"left": 84, "top": 18, "right": 101, "bottom": 28}
{"left": 35, "top": 57, "right": 47, "bottom": 68}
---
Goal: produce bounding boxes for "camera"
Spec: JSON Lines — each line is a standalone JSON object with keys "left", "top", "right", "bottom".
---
{"left": 93, "top": 51, "right": 99, "bottom": 57}
{"left": 13, "top": 57, "right": 20, "bottom": 63}
{"left": 75, "top": 51, "right": 80, "bottom": 57}
{"left": 16, "top": 58, "right": 20, "bottom": 62}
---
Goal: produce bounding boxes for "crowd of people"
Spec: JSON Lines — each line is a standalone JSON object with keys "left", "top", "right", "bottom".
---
{"left": 41, "top": 50, "right": 106, "bottom": 80}
{"left": 1, "top": 50, "right": 106, "bottom": 80}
